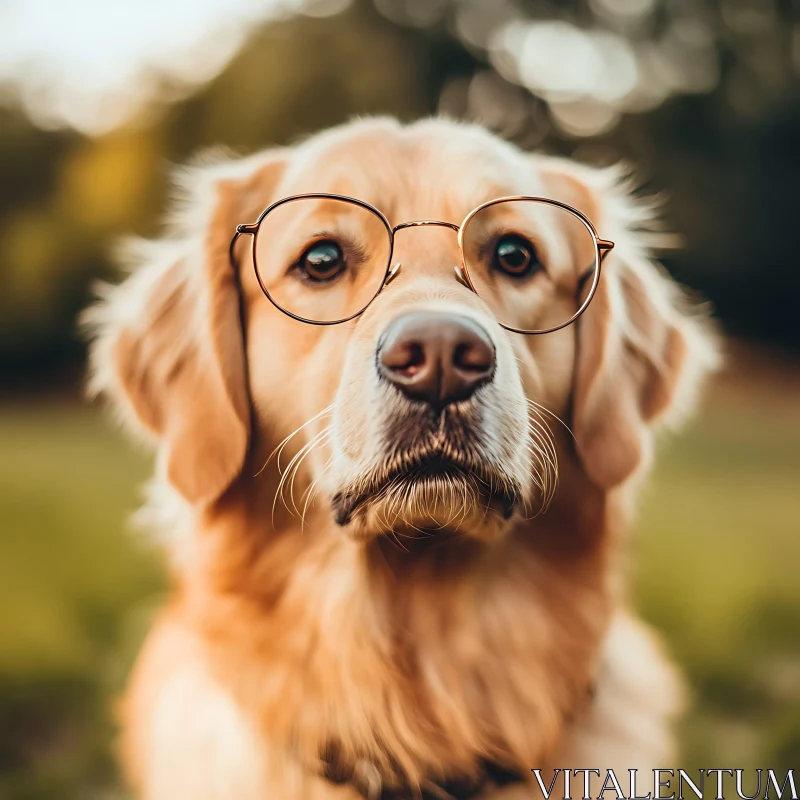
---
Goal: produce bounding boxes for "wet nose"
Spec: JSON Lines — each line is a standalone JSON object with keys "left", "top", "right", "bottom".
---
{"left": 378, "top": 311, "right": 495, "bottom": 407}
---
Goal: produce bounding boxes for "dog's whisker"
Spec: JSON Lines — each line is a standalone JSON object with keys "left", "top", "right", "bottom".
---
{"left": 377, "top": 495, "right": 409, "bottom": 551}
{"left": 300, "top": 454, "right": 335, "bottom": 531}
{"left": 287, "top": 430, "right": 332, "bottom": 515}
{"left": 282, "top": 428, "right": 332, "bottom": 519}
{"left": 528, "top": 409, "right": 558, "bottom": 461}
{"left": 523, "top": 404, "right": 559, "bottom": 517}
{"left": 272, "top": 425, "right": 332, "bottom": 525}
{"left": 526, "top": 398, "right": 575, "bottom": 442}
{"left": 255, "top": 404, "right": 335, "bottom": 478}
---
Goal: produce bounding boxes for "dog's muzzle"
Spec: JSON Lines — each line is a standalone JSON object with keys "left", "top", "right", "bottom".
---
{"left": 329, "top": 309, "right": 525, "bottom": 531}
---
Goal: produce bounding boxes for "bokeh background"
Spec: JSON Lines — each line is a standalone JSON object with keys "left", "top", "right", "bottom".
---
{"left": 1, "top": 0, "right": 799, "bottom": 796}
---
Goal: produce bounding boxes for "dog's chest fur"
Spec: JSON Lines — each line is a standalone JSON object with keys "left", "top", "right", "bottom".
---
{"left": 191, "top": 509, "right": 611, "bottom": 789}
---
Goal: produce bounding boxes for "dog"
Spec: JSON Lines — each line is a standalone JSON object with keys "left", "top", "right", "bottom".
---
{"left": 85, "top": 117, "right": 717, "bottom": 799}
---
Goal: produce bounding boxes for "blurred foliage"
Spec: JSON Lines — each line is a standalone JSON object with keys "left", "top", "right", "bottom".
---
{"left": 1, "top": 0, "right": 800, "bottom": 384}
{"left": 0, "top": 388, "right": 798, "bottom": 795}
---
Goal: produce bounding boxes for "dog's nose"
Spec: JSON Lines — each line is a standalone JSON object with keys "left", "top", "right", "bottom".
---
{"left": 378, "top": 311, "right": 495, "bottom": 407}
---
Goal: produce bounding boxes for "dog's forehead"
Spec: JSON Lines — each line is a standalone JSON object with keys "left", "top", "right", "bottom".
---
{"left": 278, "top": 120, "right": 544, "bottom": 222}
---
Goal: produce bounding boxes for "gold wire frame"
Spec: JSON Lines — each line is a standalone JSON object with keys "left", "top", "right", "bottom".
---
{"left": 229, "top": 193, "right": 615, "bottom": 334}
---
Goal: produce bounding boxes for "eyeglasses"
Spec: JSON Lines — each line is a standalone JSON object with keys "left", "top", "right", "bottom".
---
{"left": 230, "top": 194, "right": 614, "bottom": 334}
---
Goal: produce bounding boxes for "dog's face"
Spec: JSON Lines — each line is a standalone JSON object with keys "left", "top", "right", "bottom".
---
{"left": 240, "top": 123, "right": 582, "bottom": 543}
{"left": 89, "top": 118, "right": 715, "bottom": 551}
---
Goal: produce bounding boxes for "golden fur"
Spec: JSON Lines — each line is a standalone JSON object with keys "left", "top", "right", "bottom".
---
{"left": 85, "top": 117, "right": 718, "bottom": 799}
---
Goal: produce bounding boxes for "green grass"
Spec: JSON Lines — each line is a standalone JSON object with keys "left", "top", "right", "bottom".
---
{"left": 0, "top": 402, "right": 161, "bottom": 799}
{"left": 0, "top": 399, "right": 798, "bottom": 796}
{"left": 633, "top": 410, "right": 800, "bottom": 771}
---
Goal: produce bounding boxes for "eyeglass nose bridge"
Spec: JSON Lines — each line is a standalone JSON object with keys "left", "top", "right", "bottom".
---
{"left": 392, "top": 220, "right": 461, "bottom": 234}
{"left": 385, "top": 220, "right": 474, "bottom": 293}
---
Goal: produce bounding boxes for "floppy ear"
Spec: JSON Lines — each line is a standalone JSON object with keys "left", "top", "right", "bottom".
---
{"left": 541, "top": 161, "right": 719, "bottom": 489}
{"left": 85, "top": 150, "right": 287, "bottom": 505}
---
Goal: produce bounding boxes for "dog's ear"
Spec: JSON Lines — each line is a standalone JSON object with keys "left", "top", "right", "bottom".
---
{"left": 85, "top": 151, "right": 287, "bottom": 505}
{"left": 541, "top": 160, "right": 719, "bottom": 488}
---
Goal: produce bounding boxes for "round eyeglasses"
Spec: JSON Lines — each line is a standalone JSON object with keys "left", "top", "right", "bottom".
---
{"left": 230, "top": 194, "right": 614, "bottom": 334}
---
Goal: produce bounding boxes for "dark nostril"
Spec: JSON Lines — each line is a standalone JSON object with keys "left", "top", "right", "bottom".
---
{"left": 377, "top": 311, "right": 496, "bottom": 408}
{"left": 453, "top": 341, "right": 493, "bottom": 374}
{"left": 381, "top": 341, "right": 425, "bottom": 378}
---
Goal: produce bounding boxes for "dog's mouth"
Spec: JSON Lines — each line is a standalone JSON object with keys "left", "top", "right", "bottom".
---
{"left": 331, "top": 448, "right": 521, "bottom": 529}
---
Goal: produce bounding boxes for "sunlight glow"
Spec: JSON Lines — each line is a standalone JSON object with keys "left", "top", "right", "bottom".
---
{"left": 0, "top": 0, "right": 335, "bottom": 135}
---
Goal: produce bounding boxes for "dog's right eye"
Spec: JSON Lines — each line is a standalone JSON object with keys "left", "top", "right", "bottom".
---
{"left": 492, "top": 234, "right": 541, "bottom": 278}
{"left": 297, "top": 240, "right": 346, "bottom": 282}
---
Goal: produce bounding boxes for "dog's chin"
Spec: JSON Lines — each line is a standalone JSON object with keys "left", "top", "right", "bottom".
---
{"left": 331, "top": 456, "right": 521, "bottom": 545}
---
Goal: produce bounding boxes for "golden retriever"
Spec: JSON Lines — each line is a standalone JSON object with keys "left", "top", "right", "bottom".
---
{"left": 85, "top": 117, "right": 717, "bottom": 799}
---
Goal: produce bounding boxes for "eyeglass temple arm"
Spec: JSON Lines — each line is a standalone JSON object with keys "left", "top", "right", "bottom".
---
{"left": 579, "top": 238, "right": 614, "bottom": 285}
{"left": 597, "top": 239, "right": 614, "bottom": 263}
{"left": 230, "top": 223, "right": 259, "bottom": 270}
{"left": 229, "top": 230, "right": 242, "bottom": 270}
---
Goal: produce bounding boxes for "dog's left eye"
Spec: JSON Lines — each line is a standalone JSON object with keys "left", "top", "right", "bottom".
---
{"left": 493, "top": 234, "right": 541, "bottom": 278}
{"left": 298, "top": 240, "right": 346, "bottom": 282}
